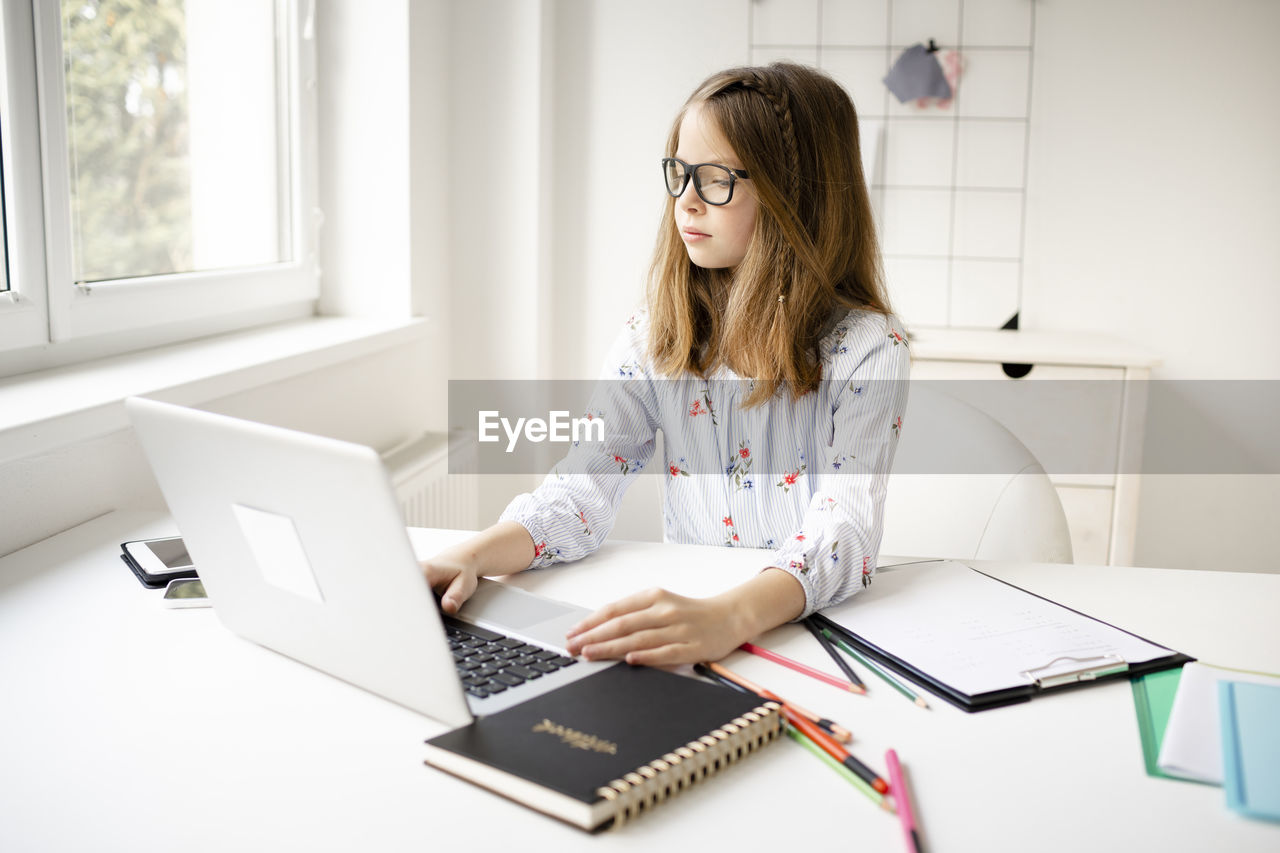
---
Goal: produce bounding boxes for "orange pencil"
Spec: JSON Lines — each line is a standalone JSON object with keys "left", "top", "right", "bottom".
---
{"left": 740, "top": 641, "right": 866, "bottom": 694}
{"left": 706, "top": 661, "right": 853, "bottom": 743}
{"left": 708, "top": 662, "right": 886, "bottom": 792}
{"left": 783, "top": 704, "right": 889, "bottom": 794}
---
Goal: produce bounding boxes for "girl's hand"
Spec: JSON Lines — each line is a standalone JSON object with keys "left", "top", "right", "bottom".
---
{"left": 564, "top": 587, "right": 748, "bottom": 667}
{"left": 419, "top": 521, "right": 540, "bottom": 613}
{"left": 420, "top": 549, "right": 480, "bottom": 614}
{"left": 564, "top": 569, "right": 807, "bottom": 666}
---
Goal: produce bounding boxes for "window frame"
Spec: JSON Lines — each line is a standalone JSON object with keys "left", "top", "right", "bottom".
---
{"left": 0, "top": 0, "right": 319, "bottom": 358}
{"left": 0, "top": 0, "right": 51, "bottom": 352}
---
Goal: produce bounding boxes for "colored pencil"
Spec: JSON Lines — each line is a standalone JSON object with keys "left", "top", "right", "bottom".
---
{"left": 819, "top": 627, "right": 929, "bottom": 709}
{"left": 708, "top": 662, "right": 886, "bottom": 793}
{"left": 739, "top": 641, "right": 866, "bottom": 694}
{"left": 694, "top": 663, "right": 851, "bottom": 743}
{"left": 787, "top": 728, "right": 892, "bottom": 811}
{"left": 705, "top": 661, "right": 853, "bottom": 743}
{"left": 886, "top": 749, "right": 923, "bottom": 852}
{"left": 780, "top": 702, "right": 888, "bottom": 793}
{"left": 803, "top": 616, "right": 866, "bottom": 690}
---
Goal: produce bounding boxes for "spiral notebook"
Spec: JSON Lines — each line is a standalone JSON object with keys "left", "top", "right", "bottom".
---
{"left": 423, "top": 663, "right": 784, "bottom": 831}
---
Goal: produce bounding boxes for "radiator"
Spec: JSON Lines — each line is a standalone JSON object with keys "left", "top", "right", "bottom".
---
{"left": 382, "top": 432, "right": 479, "bottom": 530}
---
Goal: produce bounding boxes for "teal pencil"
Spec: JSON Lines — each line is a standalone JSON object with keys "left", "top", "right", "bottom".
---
{"left": 786, "top": 727, "right": 893, "bottom": 811}
{"left": 822, "top": 628, "right": 929, "bottom": 709}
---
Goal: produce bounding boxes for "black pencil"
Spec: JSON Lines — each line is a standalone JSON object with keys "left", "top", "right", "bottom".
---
{"left": 812, "top": 613, "right": 930, "bottom": 709}
{"left": 809, "top": 612, "right": 866, "bottom": 651}
{"left": 694, "top": 662, "right": 754, "bottom": 695}
{"left": 804, "top": 616, "right": 866, "bottom": 690}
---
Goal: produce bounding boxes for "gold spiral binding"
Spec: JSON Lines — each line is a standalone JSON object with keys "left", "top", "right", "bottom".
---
{"left": 593, "top": 701, "right": 784, "bottom": 829}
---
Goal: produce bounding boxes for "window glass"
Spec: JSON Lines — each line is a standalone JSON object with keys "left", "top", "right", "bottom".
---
{"left": 1, "top": 123, "right": 8, "bottom": 293}
{"left": 61, "top": 0, "right": 289, "bottom": 285}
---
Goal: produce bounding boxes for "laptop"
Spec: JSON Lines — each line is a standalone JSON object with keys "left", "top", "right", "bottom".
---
{"left": 125, "top": 397, "right": 612, "bottom": 728}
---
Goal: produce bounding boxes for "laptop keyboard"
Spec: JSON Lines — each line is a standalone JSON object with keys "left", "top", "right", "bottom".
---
{"left": 442, "top": 616, "right": 578, "bottom": 699}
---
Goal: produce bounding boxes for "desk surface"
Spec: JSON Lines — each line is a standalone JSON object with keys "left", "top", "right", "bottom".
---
{"left": 1, "top": 511, "right": 1277, "bottom": 853}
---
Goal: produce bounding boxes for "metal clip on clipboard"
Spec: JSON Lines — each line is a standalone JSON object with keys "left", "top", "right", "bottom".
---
{"left": 1020, "top": 654, "right": 1130, "bottom": 689}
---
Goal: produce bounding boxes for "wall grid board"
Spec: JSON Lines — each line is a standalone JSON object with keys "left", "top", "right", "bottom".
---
{"left": 748, "top": 0, "right": 1036, "bottom": 330}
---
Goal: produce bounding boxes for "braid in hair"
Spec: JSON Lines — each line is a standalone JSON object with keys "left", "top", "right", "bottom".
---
{"left": 734, "top": 70, "right": 801, "bottom": 207}
{"left": 731, "top": 70, "right": 804, "bottom": 312}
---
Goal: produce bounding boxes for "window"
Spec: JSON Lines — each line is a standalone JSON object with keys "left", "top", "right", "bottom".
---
{"left": 0, "top": 124, "right": 8, "bottom": 293}
{"left": 0, "top": 0, "right": 317, "bottom": 364}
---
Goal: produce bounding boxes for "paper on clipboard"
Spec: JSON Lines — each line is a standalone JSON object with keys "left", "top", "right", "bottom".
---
{"left": 840, "top": 561, "right": 1174, "bottom": 697}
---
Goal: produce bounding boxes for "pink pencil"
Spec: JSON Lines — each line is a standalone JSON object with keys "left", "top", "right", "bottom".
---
{"left": 738, "top": 642, "right": 866, "bottom": 694}
{"left": 885, "top": 748, "right": 923, "bottom": 853}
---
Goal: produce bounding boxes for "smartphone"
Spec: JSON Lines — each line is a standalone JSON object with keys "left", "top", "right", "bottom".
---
{"left": 121, "top": 536, "right": 198, "bottom": 588}
{"left": 162, "top": 577, "right": 210, "bottom": 608}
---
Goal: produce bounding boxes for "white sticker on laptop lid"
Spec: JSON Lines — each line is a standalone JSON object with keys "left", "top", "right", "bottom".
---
{"left": 231, "top": 503, "right": 325, "bottom": 604}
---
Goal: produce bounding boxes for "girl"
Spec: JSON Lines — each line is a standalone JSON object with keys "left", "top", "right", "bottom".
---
{"left": 423, "top": 62, "right": 910, "bottom": 667}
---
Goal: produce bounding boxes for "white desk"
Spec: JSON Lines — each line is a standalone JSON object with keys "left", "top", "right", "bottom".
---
{"left": 2, "top": 511, "right": 1277, "bottom": 852}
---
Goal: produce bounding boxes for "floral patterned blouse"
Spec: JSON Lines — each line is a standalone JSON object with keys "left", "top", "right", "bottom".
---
{"left": 499, "top": 306, "right": 911, "bottom": 618}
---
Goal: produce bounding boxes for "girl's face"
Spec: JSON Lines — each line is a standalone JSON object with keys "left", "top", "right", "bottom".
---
{"left": 672, "top": 103, "right": 757, "bottom": 270}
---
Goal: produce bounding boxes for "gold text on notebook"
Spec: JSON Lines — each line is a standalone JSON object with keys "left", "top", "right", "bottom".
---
{"left": 531, "top": 719, "right": 618, "bottom": 755}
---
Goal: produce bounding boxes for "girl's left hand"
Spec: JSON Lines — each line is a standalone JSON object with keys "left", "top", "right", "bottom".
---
{"left": 564, "top": 587, "right": 744, "bottom": 667}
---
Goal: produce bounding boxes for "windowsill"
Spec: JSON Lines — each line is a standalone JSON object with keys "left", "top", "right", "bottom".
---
{"left": 0, "top": 314, "right": 430, "bottom": 466}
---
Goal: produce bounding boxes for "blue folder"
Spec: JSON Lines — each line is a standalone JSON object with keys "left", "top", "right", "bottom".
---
{"left": 1219, "top": 680, "right": 1280, "bottom": 823}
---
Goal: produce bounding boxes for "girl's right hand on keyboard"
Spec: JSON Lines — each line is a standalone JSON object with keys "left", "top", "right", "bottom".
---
{"left": 420, "top": 520, "right": 539, "bottom": 613}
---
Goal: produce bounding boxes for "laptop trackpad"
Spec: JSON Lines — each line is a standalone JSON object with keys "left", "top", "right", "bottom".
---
{"left": 457, "top": 579, "right": 585, "bottom": 630}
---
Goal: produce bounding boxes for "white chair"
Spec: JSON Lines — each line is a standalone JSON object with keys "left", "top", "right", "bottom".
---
{"left": 880, "top": 384, "right": 1073, "bottom": 564}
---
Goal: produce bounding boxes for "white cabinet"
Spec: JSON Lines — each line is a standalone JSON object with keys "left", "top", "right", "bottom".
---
{"left": 908, "top": 328, "right": 1159, "bottom": 566}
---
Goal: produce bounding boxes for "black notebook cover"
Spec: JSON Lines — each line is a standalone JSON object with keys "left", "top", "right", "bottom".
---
{"left": 424, "top": 663, "right": 781, "bottom": 829}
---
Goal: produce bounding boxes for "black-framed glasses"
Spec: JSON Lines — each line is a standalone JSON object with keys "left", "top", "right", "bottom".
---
{"left": 661, "top": 157, "right": 750, "bottom": 206}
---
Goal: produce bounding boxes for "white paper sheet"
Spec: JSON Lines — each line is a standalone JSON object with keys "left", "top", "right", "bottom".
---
{"left": 1157, "top": 661, "right": 1280, "bottom": 784}
{"left": 839, "top": 561, "right": 1174, "bottom": 697}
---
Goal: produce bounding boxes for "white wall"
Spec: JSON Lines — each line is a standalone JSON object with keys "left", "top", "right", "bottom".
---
{"left": 547, "top": 0, "right": 750, "bottom": 379}
{"left": 408, "top": 0, "right": 453, "bottom": 377}
{"left": 1022, "top": 0, "right": 1280, "bottom": 570}
{"left": 317, "top": 0, "right": 411, "bottom": 319}
{"left": 447, "top": 0, "right": 548, "bottom": 382}
{"left": 1023, "top": 0, "right": 1280, "bottom": 369}
{"left": 318, "top": 0, "right": 455, "bottom": 427}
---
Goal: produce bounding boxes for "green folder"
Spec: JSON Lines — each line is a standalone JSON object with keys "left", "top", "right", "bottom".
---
{"left": 1131, "top": 668, "right": 1185, "bottom": 780}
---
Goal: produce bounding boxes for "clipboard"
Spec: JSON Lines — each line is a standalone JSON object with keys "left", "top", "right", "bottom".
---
{"left": 811, "top": 561, "right": 1194, "bottom": 713}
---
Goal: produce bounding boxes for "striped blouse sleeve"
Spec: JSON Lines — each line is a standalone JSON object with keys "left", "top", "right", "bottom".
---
{"left": 498, "top": 314, "right": 659, "bottom": 568}
{"left": 767, "top": 315, "right": 912, "bottom": 618}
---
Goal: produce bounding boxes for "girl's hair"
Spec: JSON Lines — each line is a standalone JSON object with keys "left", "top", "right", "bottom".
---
{"left": 646, "top": 62, "right": 890, "bottom": 407}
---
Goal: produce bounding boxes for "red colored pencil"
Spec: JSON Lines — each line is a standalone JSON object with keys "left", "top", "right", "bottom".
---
{"left": 739, "top": 641, "right": 866, "bottom": 694}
